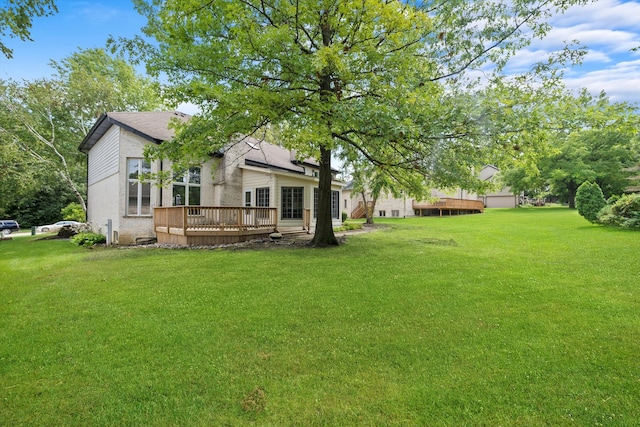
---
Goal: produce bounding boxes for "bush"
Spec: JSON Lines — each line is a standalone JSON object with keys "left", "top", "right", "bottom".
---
{"left": 610, "top": 194, "right": 640, "bottom": 229}
{"left": 597, "top": 194, "right": 640, "bottom": 229}
{"left": 575, "top": 182, "right": 606, "bottom": 223}
{"left": 596, "top": 205, "right": 619, "bottom": 226}
{"left": 61, "top": 203, "right": 86, "bottom": 222}
{"left": 607, "top": 195, "right": 621, "bottom": 205}
{"left": 342, "top": 211, "right": 348, "bottom": 222}
{"left": 71, "top": 232, "right": 106, "bottom": 247}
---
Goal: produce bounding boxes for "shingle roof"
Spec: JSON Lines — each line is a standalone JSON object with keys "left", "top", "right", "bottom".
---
{"left": 78, "top": 111, "right": 190, "bottom": 153}
{"left": 241, "top": 135, "right": 319, "bottom": 173}
{"left": 79, "top": 111, "right": 337, "bottom": 174}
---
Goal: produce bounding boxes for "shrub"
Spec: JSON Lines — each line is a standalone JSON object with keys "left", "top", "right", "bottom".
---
{"left": 596, "top": 205, "right": 619, "bottom": 226}
{"left": 610, "top": 194, "right": 640, "bottom": 229}
{"left": 575, "top": 182, "right": 606, "bottom": 223}
{"left": 61, "top": 203, "right": 86, "bottom": 222}
{"left": 342, "top": 211, "right": 348, "bottom": 222}
{"left": 71, "top": 232, "right": 106, "bottom": 247}
{"left": 607, "top": 195, "right": 621, "bottom": 205}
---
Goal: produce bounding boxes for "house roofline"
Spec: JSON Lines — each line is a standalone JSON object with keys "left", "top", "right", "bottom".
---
{"left": 78, "top": 113, "right": 162, "bottom": 153}
{"left": 245, "top": 159, "right": 305, "bottom": 175}
{"left": 240, "top": 164, "right": 344, "bottom": 185}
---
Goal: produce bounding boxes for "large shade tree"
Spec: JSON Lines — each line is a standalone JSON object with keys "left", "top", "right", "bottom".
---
{"left": 501, "top": 91, "right": 640, "bottom": 208}
{"left": 124, "top": 0, "right": 587, "bottom": 246}
{"left": 0, "top": 48, "right": 165, "bottom": 222}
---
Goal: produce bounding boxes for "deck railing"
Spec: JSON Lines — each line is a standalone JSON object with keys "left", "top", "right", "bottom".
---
{"left": 154, "top": 206, "right": 278, "bottom": 234}
{"left": 412, "top": 198, "right": 485, "bottom": 212}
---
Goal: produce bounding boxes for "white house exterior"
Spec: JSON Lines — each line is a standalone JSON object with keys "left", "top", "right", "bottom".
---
{"left": 79, "top": 111, "right": 343, "bottom": 245}
{"left": 476, "top": 165, "right": 520, "bottom": 208}
{"left": 343, "top": 165, "right": 518, "bottom": 219}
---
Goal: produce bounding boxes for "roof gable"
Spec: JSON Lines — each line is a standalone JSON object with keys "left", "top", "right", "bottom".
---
{"left": 78, "top": 111, "right": 190, "bottom": 153}
{"left": 242, "top": 136, "right": 317, "bottom": 173}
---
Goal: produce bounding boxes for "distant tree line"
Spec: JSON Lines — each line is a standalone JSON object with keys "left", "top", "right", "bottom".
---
{"left": 0, "top": 48, "right": 165, "bottom": 227}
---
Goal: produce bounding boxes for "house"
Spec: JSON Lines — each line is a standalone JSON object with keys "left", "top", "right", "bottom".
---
{"left": 343, "top": 165, "right": 518, "bottom": 219}
{"left": 476, "top": 165, "right": 520, "bottom": 208}
{"left": 78, "top": 111, "right": 343, "bottom": 245}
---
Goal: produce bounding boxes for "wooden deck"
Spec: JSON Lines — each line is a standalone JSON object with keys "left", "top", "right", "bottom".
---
{"left": 154, "top": 206, "right": 280, "bottom": 245}
{"left": 412, "top": 198, "right": 484, "bottom": 216}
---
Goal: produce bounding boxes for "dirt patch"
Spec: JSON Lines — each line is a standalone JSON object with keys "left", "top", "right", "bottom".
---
{"left": 133, "top": 225, "right": 382, "bottom": 251}
{"left": 241, "top": 386, "right": 267, "bottom": 413}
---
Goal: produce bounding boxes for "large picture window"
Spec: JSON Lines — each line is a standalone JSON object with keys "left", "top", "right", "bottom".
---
{"left": 127, "top": 158, "right": 151, "bottom": 216}
{"left": 173, "top": 167, "right": 201, "bottom": 206}
{"left": 281, "top": 187, "right": 303, "bottom": 219}
{"left": 313, "top": 188, "right": 340, "bottom": 219}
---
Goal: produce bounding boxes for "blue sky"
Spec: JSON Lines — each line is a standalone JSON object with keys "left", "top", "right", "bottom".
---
{"left": 1, "top": 0, "right": 639, "bottom": 111}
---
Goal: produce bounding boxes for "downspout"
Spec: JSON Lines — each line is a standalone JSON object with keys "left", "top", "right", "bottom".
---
{"left": 159, "top": 160, "right": 163, "bottom": 206}
{"left": 85, "top": 153, "right": 89, "bottom": 222}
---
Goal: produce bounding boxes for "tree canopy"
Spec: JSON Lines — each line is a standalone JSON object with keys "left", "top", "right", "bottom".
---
{"left": 123, "top": 0, "right": 589, "bottom": 245}
{"left": 0, "top": 48, "right": 165, "bottom": 225}
{"left": 0, "top": 0, "right": 57, "bottom": 59}
{"left": 501, "top": 91, "right": 640, "bottom": 208}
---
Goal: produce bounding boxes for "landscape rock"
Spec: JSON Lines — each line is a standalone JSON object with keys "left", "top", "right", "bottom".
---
{"left": 136, "top": 237, "right": 157, "bottom": 245}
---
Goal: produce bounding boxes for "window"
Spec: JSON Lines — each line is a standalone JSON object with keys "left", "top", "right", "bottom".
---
{"left": 344, "top": 199, "right": 348, "bottom": 209}
{"left": 173, "top": 167, "right": 201, "bottom": 206}
{"left": 379, "top": 210, "right": 386, "bottom": 217}
{"left": 313, "top": 188, "right": 340, "bottom": 219}
{"left": 244, "top": 190, "right": 252, "bottom": 207}
{"left": 281, "top": 187, "right": 303, "bottom": 219}
{"left": 127, "top": 158, "right": 151, "bottom": 216}
{"left": 392, "top": 210, "right": 400, "bottom": 217}
{"left": 313, "top": 188, "right": 318, "bottom": 219}
{"left": 256, "top": 187, "right": 270, "bottom": 207}
{"left": 332, "top": 191, "right": 339, "bottom": 219}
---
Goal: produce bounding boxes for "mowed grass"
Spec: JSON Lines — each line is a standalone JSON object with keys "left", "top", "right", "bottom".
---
{"left": 1, "top": 208, "right": 639, "bottom": 426}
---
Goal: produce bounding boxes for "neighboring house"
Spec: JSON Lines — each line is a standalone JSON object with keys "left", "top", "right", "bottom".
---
{"left": 79, "top": 111, "right": 343, "bottom": 245}
{"left": 476, "top": 165, "right": 520, "bottom": 208}
{"left": 343, "top": 165, "right": 518, "bottom": 219}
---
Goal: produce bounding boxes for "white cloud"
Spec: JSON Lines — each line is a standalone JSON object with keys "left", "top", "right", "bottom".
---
{"left": 552, "top": 0, "right": 640, "bottom": 30}
{"left": 501, "top": 0, "right": 640, "bottom": 105}
{"left": 564, "top": 59, "right": 640, "bottom": 104}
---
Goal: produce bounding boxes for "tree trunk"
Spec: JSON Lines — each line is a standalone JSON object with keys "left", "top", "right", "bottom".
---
{"left": 362, "top": 192, "right": 377, "bottom": 226}
{"left": 310, "top": 146, "right": 339, "bottom": 247}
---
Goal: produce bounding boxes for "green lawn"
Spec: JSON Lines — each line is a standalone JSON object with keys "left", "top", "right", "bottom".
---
{"left": 1, "top": 208, "right": 639, "bottom": 426}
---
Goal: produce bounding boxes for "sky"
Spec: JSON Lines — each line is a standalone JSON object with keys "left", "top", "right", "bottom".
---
{"left": 1, "top": 0, "right": 639, "bottom": 112}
